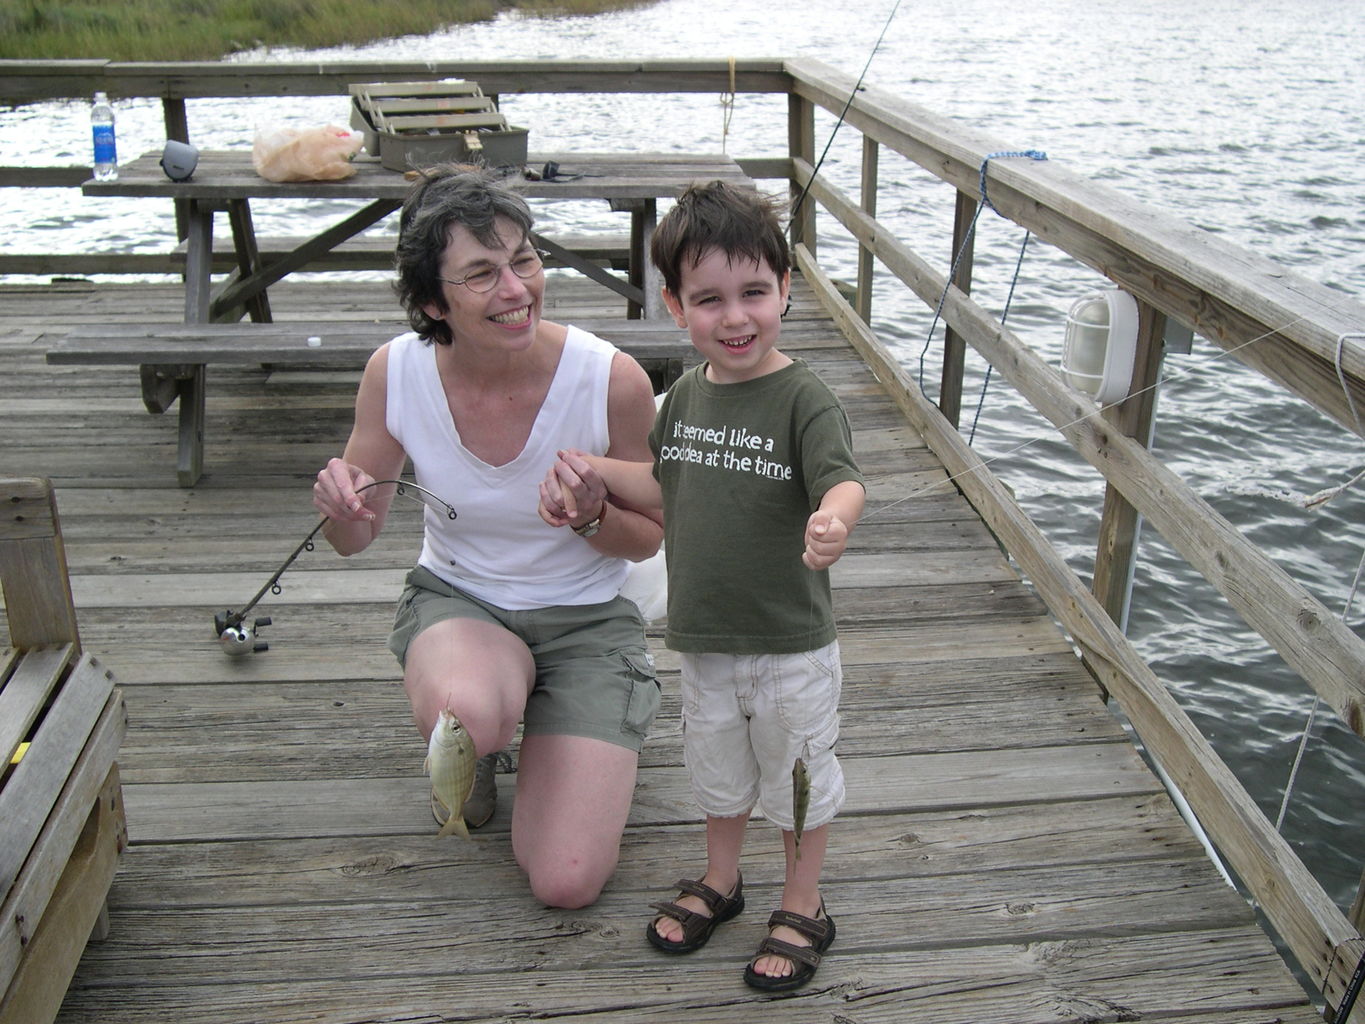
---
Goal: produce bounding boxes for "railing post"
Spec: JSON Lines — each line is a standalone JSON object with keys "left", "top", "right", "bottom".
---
{"left": 788, "top": 92, "right": 815, "bottom": 256}
{"left": 939, "top": 189, "right": 976, "bottom": 427}
{"left": 1092, "top": 299, "right": 1166, "bottom": 633}
{"left": 856, "top": 137, "right": 878, "bottom": 323}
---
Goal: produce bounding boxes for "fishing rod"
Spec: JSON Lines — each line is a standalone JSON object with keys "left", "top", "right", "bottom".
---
{"left": 214, "top": 479, "right": 457, "bottom": 657}
{"left": 788, "top": 0, "right": 904, "bottom": 225}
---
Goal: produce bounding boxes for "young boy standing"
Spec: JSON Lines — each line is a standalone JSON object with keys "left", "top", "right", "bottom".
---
{"left": 539, "top": 180, "right": 864, "bottom": 990}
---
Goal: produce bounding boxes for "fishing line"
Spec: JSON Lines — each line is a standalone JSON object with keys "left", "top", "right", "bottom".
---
{"left": 863, "top": 312, "right": 1314, "bottom": 526}
{"left": 1303, "top": 333, "right": 1365, "bottom": 509}
{"left": 779, "top": 0, "right": 903, "bottom": 692}
{"left": 884, "top": 289, "right": 1364, "bottom": 854}
{"left": 1274, "top": 331, "right": 1365, "bottom": 833}
{"left": 788, "top": 0, "right": 904, "bottom": 225}
{"left": 1334, "top": 333, "right": 1365, "bottom": 435}
{"left": 1275, "top": 551, "right": 1363, "bottom": 832}
{"left": 214, "top": 479, "right": 456, "bottom": 655}
{"left": 883, "top": 298, "right": 1365, "bottom": 844}
{"left": 918, "top": 200, "right": 985, "bottom": 392}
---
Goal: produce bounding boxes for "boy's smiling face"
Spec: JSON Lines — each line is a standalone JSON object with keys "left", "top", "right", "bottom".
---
{"left": 663, "top": 247, "right": 792, "bottom": 384}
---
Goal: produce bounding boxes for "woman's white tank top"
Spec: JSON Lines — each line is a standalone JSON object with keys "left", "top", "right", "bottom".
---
{"left": 385, "top": 326, "right": 628, "bottom": 609}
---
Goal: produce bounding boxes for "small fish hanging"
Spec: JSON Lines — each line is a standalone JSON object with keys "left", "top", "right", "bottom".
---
{"left": 792, "top": 756, "right": 810, "bottom": 859}
{"left": 426, "top": 706, "right": 478, "bottom": 839}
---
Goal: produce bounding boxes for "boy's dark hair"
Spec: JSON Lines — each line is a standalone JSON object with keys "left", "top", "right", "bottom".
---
{"left": 394, "top": 165, "right": 534, "bottom": 346}
{"left": 650, "top": 179, "right": 791, "bottom": 297}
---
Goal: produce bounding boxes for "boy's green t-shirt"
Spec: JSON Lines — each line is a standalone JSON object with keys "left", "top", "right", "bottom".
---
{"left": 648, "top": 359, "right": 863, "bottom": 654}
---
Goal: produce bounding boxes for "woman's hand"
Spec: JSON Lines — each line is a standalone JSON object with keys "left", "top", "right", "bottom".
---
{"left": 538, "top": 448, "right": 606, "bottom": 529}
{"left": 314, "top": 457, "right": 378, "bottom": 522}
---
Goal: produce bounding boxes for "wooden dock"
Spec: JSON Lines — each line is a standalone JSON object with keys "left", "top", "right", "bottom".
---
{"left": 0, "top": 273, "right": 1321, "bottom": 1022}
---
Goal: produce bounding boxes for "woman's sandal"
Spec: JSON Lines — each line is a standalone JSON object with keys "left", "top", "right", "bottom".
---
{"left": 645, "top": 873, "right": 745, "bottom": 954}
{"left": 742, "top": 902, "right": 836, "bottom": 992}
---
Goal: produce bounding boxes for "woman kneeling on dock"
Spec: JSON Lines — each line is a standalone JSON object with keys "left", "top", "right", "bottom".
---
{"left": 312, "top": 166, "right": 663, "bottom": 909}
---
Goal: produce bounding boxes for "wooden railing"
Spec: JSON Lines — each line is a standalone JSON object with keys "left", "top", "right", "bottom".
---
{"left": 780, "top": 55, "right": 1365, "bottom": 1018}
{"left": 1, "top": 57, "right": 1362, "bottom": 1018}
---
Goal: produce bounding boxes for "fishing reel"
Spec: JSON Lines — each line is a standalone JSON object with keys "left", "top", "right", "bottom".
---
{"left": 215, "top": 610, "right": 271, "bottom": 657}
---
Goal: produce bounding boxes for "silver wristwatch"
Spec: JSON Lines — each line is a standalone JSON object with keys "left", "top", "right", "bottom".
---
{"left": 572, "top": 507, "right": 604, "bottom": 537}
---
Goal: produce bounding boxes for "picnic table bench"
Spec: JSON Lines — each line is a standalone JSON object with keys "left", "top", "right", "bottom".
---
{"left": 0, "top": 478, "right": 127, "bottom": 1024}
{"left": 0, "top": 234, "right": 630, "bottom": 278}
{"left": 44, "top": 319, "right": 695, "bottom": 487}
{"left": 170, "top": 231, "right": 631, "bottom": 273}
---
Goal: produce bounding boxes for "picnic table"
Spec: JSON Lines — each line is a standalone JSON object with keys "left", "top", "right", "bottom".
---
{"left": 82, "top": 150, "right": 754, "bottom": 324}
{"left": 60, "top": 150, "right": 744, "bottom": 486}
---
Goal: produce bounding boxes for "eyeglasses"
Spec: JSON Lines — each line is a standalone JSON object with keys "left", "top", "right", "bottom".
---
{"left": 438, "top": 249, "right": 549, "bottom": 293}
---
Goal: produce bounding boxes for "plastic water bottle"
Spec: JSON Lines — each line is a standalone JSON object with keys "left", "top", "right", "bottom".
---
{"left": 91, "top": 91, "right": 118, "bottom": 181}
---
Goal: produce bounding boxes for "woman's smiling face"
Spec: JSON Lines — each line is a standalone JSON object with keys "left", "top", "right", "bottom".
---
{"left": 425, "top": 216, "right": 545, "bottom": 351}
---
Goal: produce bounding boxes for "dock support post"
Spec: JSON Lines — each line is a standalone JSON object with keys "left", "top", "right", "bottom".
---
{"left": 939, "top": 189, "right": 977, "bottom": 428}
{"left": 856, "top": 137, "right": 878, "bottom": 324}
{"left": 788, "top": 93, "right": 815, "bottom": 256}
{"left": 1091, "top": 300, "right": 1167, "bottom": 645}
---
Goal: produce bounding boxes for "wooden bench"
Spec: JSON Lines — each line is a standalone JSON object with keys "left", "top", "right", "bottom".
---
{"left": 45, "top": 319, "right": 695, "bottom": 487}
{"left": 0, "top": 233, "right": 631, "bottom": 280}
{"left": 0, "top": 478, "right": 127, "bottom": 1024}
{"left": 169, "top": 232, "right": 632, "bottom": 273}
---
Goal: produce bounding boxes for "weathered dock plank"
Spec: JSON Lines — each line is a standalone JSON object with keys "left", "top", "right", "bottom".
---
{"left": 54, "top": 927, "right": 1318, "bottom": 1024}
{"left": 98, "top": 793, "right": 1205, "bottom": 907}
{"left": 107, "top": 657, "right": 1116, "bottom": 783}
{"left": 118, "top": 741, "right": 1160, "bottom": 843}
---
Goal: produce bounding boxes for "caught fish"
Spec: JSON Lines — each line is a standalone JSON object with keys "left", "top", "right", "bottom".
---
{"left": 426, "top": 706, "right": 477, "bottom": 839}
{"left": 792, "top": 756, "right": 810, "bottom": 859}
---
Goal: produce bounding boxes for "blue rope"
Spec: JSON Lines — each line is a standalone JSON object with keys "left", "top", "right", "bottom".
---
{"left": 979, "top": 149, "right": 1048, "bottom": 214}
{"left": 918, "top": 201, "right": 983, "bottom": 391}
{"left": 968, "top": 230, "right": 1032, "bottom": 443}
{"left": 918, "top": 149, "right": 1047, "bottom": 395}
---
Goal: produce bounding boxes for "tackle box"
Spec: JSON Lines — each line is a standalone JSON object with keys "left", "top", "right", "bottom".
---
{"left": 348, "top": 79, "right": 529, "bottom": 172}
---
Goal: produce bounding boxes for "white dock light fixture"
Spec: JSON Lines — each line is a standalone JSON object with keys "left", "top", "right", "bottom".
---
{"left": 1062, "top": 287, "right": 1140, "bottom": 406}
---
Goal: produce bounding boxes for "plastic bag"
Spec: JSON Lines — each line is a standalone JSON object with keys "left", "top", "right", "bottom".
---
{"left": 252, "top": 124, "right": 363, "bottom": 182}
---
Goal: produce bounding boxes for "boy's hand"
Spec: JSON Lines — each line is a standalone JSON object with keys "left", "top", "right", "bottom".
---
{"left": 538, "top": 448, "right": 606, "bottom": 530}
{"left": 803, "top": 510, "right": 850, "bottom": 571}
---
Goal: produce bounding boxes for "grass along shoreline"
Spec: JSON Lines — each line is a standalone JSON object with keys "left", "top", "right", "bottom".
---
{"left": 0, "top": 0, "right": 651, "bottom": 61}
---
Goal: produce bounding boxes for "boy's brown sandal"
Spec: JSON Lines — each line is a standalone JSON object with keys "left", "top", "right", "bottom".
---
{"left": 645, "top": 874, "right": 745, "bottom": 954}
{"left": 742, "top": 903, "right": 836, "bottom": 992}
